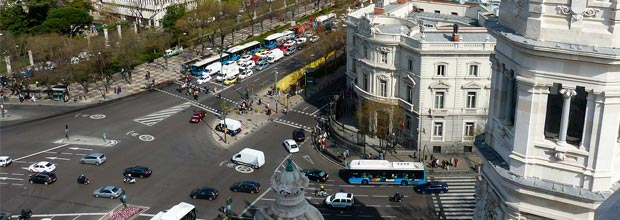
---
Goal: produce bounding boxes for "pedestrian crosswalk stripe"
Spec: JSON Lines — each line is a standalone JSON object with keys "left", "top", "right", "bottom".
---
{"left": 428, "top": 175, "right": 477, "bottom": 220}
{"left": 134, "top": 102, "right": 192, "bottom": 126}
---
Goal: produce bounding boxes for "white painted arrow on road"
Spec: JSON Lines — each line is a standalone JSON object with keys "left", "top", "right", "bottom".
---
{"left": 45, "top": 157, "right": 70, "bottom": 161}
{"left": 0, "top": 177, "right": 24, "bottom": 181}
{"left": 69, "top": 147, "right": 92, "bottom": 151}
{"left": 302, "top": 155, "right": 315, "bottom": 165}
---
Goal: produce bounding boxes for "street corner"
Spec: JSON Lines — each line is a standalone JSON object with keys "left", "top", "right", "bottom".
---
{"left": 54, "top": 135, "right": 120, "bottom": 147}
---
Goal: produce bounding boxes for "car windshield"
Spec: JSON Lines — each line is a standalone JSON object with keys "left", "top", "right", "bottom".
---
{"left": 318, "top": 171, "right": 326, "bottom": 176}
{"left": 45, "top": 163, "right": 52, "bottom": 167}
{"left": 291, "top": 144, "right": 298, "bottom": 148}
{"left": 112, "top": 187, "right": 119, "bottom": 192}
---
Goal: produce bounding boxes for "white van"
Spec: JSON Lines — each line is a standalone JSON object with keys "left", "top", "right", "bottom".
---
{"left": 216, "top": 118, "right": 242, "bottom": 136}
{"left": 204, "top": 62, "right": 222, "bottom": 76}
{"left": 216, "top": 62, "right": 240, "bottom": 82}
{"left": 324, "top": 192, "right": 354, "bottom": 209}
{"left": 267, "top": 49, "right": 284, "bottom": 63}
{"left": 231, "top": 148, "right": 265, "bottom": 168}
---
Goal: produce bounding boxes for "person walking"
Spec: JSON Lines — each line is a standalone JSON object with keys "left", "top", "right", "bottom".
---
{"left": 454, "top": 157, "right": 459, "bottom": 167}
{"left": 65, "top": 124, "right": 69, "bottom": 140}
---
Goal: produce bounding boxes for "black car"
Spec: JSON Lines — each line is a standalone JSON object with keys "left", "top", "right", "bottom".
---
{"left": 414, "top": 181, "right": 449, "bottom": 194}
{"left": 293, "top": 128, "right": 305, "bottom": 142}
{"left": 29, "top": 172, "right": 57, "bottom": 185}
{"left": 230, "top": 181, "right": 261, "bottom": 194}
{"left": 190, "top": 187, "right": 219, "bottom": 200}
{"left": 301, "top": 169, "right": 329, "bottom": 182}
{"left": 123, "top": 166, "right": 152, "bottom": 178}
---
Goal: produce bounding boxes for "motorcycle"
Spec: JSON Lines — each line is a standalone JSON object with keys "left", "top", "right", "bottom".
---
{"left": 315, "top": 190, "right": 328, "bottom": 197}
{"left": 389, "top": 193, "right": 404, "bottom": 202}
{"left": 123, "top": 176, "right": 136, "bottom": 184}
{"left": 77, "top": 176, "right": 90, "bottom": 185}
{"left": 18, "top": 209, "right": 31, "bottom": 220}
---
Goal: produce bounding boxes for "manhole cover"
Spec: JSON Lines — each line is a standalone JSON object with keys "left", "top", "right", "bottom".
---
{"left": 235, "top": 165, "right": 254, "bottom": 173}
{"left": 138, "top": 135, "right": 155, "bottom": 142}
{"left": 89, "top": 114, "right": 106, "bottom": 119}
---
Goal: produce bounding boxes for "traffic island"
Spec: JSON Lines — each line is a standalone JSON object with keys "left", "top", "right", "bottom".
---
{"left": 104, "top": 204, "right": 147, "bottom": 220}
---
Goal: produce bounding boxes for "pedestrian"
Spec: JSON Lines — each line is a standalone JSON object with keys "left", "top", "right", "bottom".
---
{"left": 118, "top": 86, "right": 122, "bottom": 94}
{"left": 345, "top": 149, "right": 350, "bottom": 158}
{"left": 103, "top": 132, "right": 107, "bottom": 143}
{"left": 258, "top": 98, "right": 262, "bottom": 105}
{"left": 454, "top": 157, "right": 459, "bottom": 167}
{"left": 114, "top": 86, "right": 118, "bottom": 94}
{"left": 152, "top": 79, "right": 155, "bottom": 87}
{"left": 65, "top": 124, "right": 69, "bottom": 140}
{"left": 450, "top": 157, "right": 455, "bottom": 166}
{"left": 120, "top": 193, "right": 128, "bottom": 208}
{"left": 379, "top": 152, "right": 383, "bottom": 160}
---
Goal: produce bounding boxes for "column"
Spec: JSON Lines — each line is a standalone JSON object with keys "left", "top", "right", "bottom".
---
{"left": 558, "top": 88, "right": 576, "bottom": 145}
{"left": 496, "top": 70, "right": 506, "bottom": 120}
{"left": 503, "top": 74, "right": 514, "bottom": 125}
{"left": 580, "top": 91, "right": 596, "bottom": 149}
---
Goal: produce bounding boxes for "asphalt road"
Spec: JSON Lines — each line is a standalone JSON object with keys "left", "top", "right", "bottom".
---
{"left": 0, "top": 58, "right": 434, "bottom": 220}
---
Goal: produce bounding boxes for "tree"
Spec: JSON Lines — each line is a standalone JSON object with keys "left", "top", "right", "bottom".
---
{"left": 355, "top": 99, "right": 403, "bottom": 149}
{"left": 39, "top": 7, "right": 93, "bottom": 34}
{"left": 64, "top": 0, "right": 94, "bottom": 12}
{"left": 162, "top": 4, "right": 186, "bottom": 29}
{"left": 26, "top": 0, "right": 59, "bottom": 28}
{"left": 0, "top": 4, "right": 31, "bottom": 34}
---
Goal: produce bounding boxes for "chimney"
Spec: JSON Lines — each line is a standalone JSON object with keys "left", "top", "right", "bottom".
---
{"left": 452, "top": 24, "right": 460, "bottom": 41}
{"left": 397, "top": 0, "right": 407, "bottom": 4}
{"left": 374, "top": 0, "right": 385, "bottom": 14}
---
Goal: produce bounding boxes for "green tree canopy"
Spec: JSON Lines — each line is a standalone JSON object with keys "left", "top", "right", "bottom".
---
{"left": 162, "top": 4, "right": 186, "bottom": 29}
{"left": 64, "top": 0, "right": 94, "bottom": 12}
{"left": 40, "top": 7, "right": 93, "bottom": 34}
{"left": 0, "top": 4, "right": 31, "bottom": 34}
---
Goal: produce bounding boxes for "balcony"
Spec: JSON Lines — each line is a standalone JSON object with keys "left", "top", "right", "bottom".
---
{"left": 430, "top": 108, "right": 448, "bottom": 116}
{"left": 352, "top": 84, "right": 399, "bottom": 105}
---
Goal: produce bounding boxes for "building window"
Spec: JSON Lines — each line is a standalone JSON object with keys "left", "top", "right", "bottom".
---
{"left": 380, "top": 51, "right": 388, "bottom": 63}
{"left": 406, "top": 84, "right": 413, "bottom": 103}
{"left": 434, "top": 91, "right": 445, "bottom": 109}
{"left": 468, "top": 64, "right": 478, "bottom": 77}
{"left": 466, "top": 92, "right": 477, "bottom": 108}
{"left": 364, "top": 46, "right": 369, "bottom": 59}
{"left": 405, "top": 115, "right": 412, "bottom": 131}
{"left": 434, "top": 10, "right": 440, "bottom": 14}
{"left": 408, "top": 59, "right": 413, "bottom": 71}
{"left": 379, "top": 79, "right": 387, "bottom": 97}
{"left": 433, "top": 122, "right": 444, "bottom": 137}
{"left": 451, "top": 12, "right": 458, "bottom": 15}
{"left": 463, "top": 146, "right": 473, "bottom": 153}
{"left": 436, "top": 64, "right": 446, "bottom": 76}
{"left": 464, "top": 122, "right": 475, "bottom": 137}
{"left": 363, "top": 74, "right": 368, "bottom": 91}
{"left": 433, "top": 146, "right": 442, "bottom": 153}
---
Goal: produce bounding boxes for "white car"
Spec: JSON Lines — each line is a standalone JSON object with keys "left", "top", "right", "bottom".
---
{"left": 283, "top": 139, "right": 300, "bottom": 153}
{"left": 239, "top": 54, "right": 253, "bottom": 62}
{"left": 238, "top": 60, "right": 255, "bottom": 70}
{"left": 224, "top": 61, "right": 237, "bottom": 66}
{"left": 28, "top": 161, "right": 56, "bottom": 172}
{"left": 309, "top": 35, "right": 320, "bottom": 43}
{"left": 325, "top": 193, "right": 354, "bottom": 209}
{"left": 0, "top": 156, "right": 12, "bottom": 167}
{"left": 197, "top": 75, "right": 212, "bottom": 84}
{"left": 283, "top": 40, "right": 296, "bottom": 47}
{"left": 239, "top": 69, "right": 254, "bottom": 79}
{"left": 296, "top": 37, "right": 307, "bottom": 44}
{"left": 259, "top": 50, "right": 274, "bottom": 58}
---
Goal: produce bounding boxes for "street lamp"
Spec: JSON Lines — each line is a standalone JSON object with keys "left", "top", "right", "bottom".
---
{"left": 304, "top": 53, "right": 314, "bottom": 97}
{"left": 274, "top": 67, "right": 278, "bottom": 113}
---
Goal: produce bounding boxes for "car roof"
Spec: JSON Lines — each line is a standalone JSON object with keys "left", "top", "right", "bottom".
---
{"left": 102, "top": 186, "right": 118, "bottom": 190}
{"left": 284, "top": 139, "right": 297, "bottom": 145}
{"left": 87, "top": 152, "right": 104, "bottom": 157}
{"left": 35, "top": 161, "right": 51, "bottom": 165}
{"left": 199, "top": 187, "right": 217, "bottom": 191}
{"left": 333, "top": 192, "right": 353, "bottom": 199}
{"left": 0, "top": 156, "right": 10, "bottom": 159}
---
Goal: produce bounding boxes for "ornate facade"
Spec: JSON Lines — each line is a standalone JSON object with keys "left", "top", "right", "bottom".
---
{"left": 95, "top": 0, "right": 198, "bottom": 27}
{"left": 474, "top": 0, "right": 620, "bottom": 219}
{"left": 345, "top": 0, "right": 495, "bottom": 153}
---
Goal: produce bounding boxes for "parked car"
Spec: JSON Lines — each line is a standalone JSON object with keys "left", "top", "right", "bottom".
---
{"left": 197, "top": 75, "right": 212, "bottom": 84}
{"left": 293, "top": 128, "right": 305, "bottom": 142}
{"left": 93, "top": 186, "right": 123, "bottom": 198}
{"left": 239, "top": 54, "right": 253, "bottom": 62}
{"left": 0, "top": 156, "right": 12, "bottom": 167}
{"left": 414, "top": 181, "right": 449, "bottom": 194}
{"left": 309, "top": 35, "right": 320, "bottom": 43}
{"left": 324, "top": 192, "right": 354, "bottom": 209}
{"left": 239, "top": 69, "right": 253, "bottom": 80}
{"left": 283, "top": 139, "right": 300, "bottom": 153}
{"left": 190, "top": 187, "right": 219, "bottom": 200}
{"left": 28, "top": 172, "right": 57, "bottom": 185}
{"left": 296, "top": 37, "right": 307, "bottom": 44}
{"left": 256, "top": 61, "right": 270, "bottom": 71}
{"left": 28, "top": 161, "right": 56, "bottom": 172}
{"left": 301, "top": 169, "right": 329, "bottom": 182}
{"left": 223, "top": 75, "right": 238, "bottom": 85}
{"left": 283, "top": 40, "right": 296, "bottom": 47}
{"left": 80, "top": 152, "right": 107, "bottom": 165}
{"left": 189, "top": 110, "right": 207, "bottom": 123}
{"left": 215, "top": 118, "right": 242, "bottom": 136}
{"left": 0, "top": 212, "right": 12, "bottom": 220}
{"left": 229, "top": 181, "right": 261, "bottom": 194}
{"left": 238, "top": 60, "right": 255, "bottom": 70}
{"left": 123, "top": 166, "right": 152, "bottom": 178}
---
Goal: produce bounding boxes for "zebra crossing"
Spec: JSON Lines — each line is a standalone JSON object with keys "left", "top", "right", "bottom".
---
{"left": 134, "top": 102, "right": 193, "bottom": 126}
{"left": 273, "top": 118, "right": 313, "bottom": 132}
{"left": 430, "top": 175, "right": 477, "bottom": 220}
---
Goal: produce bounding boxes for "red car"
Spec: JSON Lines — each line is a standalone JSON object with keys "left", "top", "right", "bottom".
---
{"left": 189, "top": 110, "right": 207, "bottom": 123}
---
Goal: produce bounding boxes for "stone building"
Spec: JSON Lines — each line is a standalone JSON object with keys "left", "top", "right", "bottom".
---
{"left": 344, "top": 0, "right": 496, "bottom": 154}
{"left": 474, "top": 0, "right": 620, "bottom": 219}
{"left": 94, "top": 0, "right": 197, "bottom": 27}
{"left": 254, "top": 158, "right": 324, "bottom": 220}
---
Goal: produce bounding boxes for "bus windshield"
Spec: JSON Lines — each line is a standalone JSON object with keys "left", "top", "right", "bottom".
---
{"left": 347, "top": 160, "right": 426, "bottom": 185}
{"left": 150, "top": 202, "right": 197, "bottom": 220}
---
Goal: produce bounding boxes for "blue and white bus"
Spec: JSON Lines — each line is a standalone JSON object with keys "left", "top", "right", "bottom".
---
{"left": 347, "top": 159, "right": 427, "bottom": 185}
{"left": 150, "top": 202, "right": 197, "bottom": 220}
{"left": 226, "top": 41, "right": 261, "bottom": 61}
{"left": 190, "top": 54, "right": 228, "bottom": 75}
{"left": 263, "top": 33, "right": 286, "bottom": 49}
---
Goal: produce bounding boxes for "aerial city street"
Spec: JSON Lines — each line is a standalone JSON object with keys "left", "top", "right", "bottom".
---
{"left": 3, "top": 0, "right": 620, "bottom": 220}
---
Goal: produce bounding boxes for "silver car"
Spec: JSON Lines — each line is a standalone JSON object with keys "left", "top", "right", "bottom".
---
{"left": 80, "top": 152, "right": 106, "bottom": 165}
{"left": 93, "top": 186, "right": 123, "bottom": 198}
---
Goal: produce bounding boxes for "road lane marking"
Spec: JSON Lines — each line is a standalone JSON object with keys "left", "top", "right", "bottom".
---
{"left": 69, "top": 147, "right": 93, "bottom": 151}
{"left": 302, "top": 155, "right": 314, "bottom": 165}
{"left": 14, "top": 144, "right": 70, "bottom": 161}
{"left": 310, "top": 103, "right": 329, "bottom": 116}
{"left": 0, "top": 177, "right": 23, "bottom": 181}
{"left": 11, "top": 173, "right": 24, "bottom": 176}
{"left": 302, "top": 106, "right": 310, "bottom": 111}
{"left": 61, "top": 153, "right": 73, "bottom": 155}
{"left": 45, "top": 157, "right": 71, "bottom": 161}
{"left": 134, "top": 102, "right": 193, "bottom": 126}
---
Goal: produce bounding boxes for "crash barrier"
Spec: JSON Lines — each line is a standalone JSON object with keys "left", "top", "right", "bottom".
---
{"left": 276, "top": 50, "right": 336, "bottom": 93}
